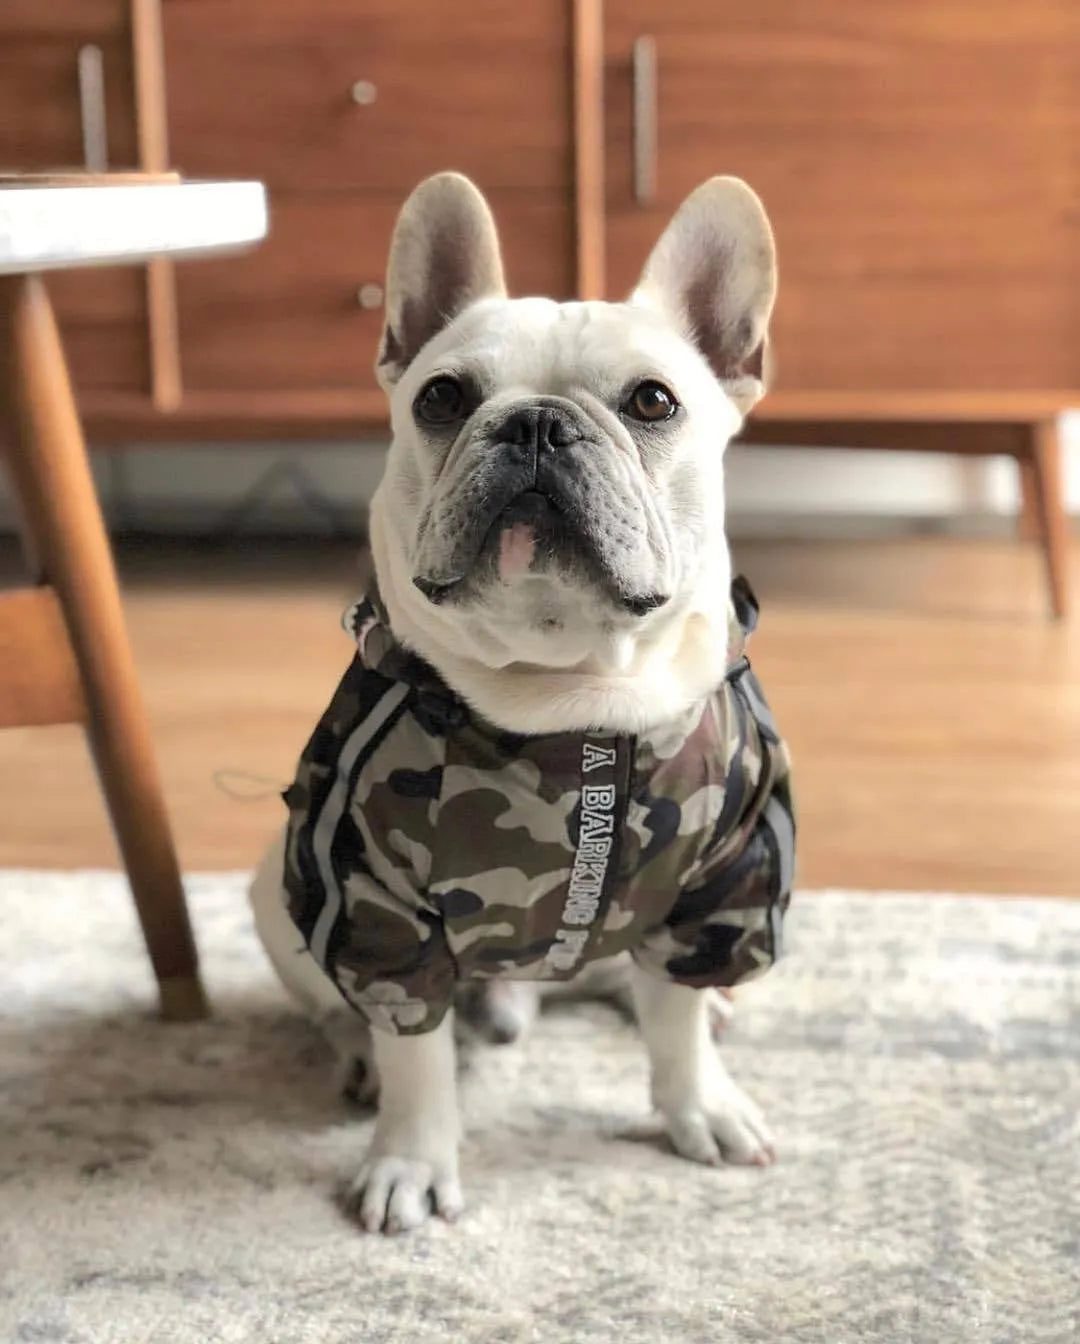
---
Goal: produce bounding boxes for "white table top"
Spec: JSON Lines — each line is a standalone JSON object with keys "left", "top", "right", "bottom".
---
{"left": 0, "top": 179, "right": 267, "bottom": 274}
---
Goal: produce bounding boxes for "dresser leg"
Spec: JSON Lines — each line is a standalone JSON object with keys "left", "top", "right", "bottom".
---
{"left": 0, "top": 274, "right": 208, "bottom": 1020}
{"left": 1020, "top": 419, "right": 1069, "bottom": 620}
{"left": 1016, "top": 453, "right": 1039, "bottom": 543}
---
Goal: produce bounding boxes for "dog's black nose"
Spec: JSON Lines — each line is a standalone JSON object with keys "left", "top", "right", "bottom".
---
{"left": 497, "top": 403, "right": 584, "bottom": 452}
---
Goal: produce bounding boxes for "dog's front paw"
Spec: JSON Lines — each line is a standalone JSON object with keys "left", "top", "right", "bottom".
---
{"left": 657, "top": 1062, "right": 775, "bottom": 1169}
{"left": 343, "top": 1149, "right": 464, "bottom": 1235}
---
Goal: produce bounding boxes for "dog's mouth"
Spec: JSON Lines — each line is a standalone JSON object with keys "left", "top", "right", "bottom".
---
{"left": 413, "top": 490, "right": 560, "bottom": 604}
{"left": 412, "top": 488, "right": 669, "bottom": 617}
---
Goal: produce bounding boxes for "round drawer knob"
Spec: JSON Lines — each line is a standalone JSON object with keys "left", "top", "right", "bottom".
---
{"left": 356, "top": 283, "right": 384, "bottom": 310}
{"left": 350, "top": 79, "right": 377, "bottom": 106}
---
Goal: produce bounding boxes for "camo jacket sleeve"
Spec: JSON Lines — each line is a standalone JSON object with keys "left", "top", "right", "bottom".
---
{"left": 281, "top": 656, "right": 458, "bottom": 1036}
{"left": 631, "top": 658, "right": 796, "bottom": 989}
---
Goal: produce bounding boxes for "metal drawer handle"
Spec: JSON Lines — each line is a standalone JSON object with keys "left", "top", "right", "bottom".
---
{"left": 632, "top": 35, "right": 657, "bottom": 206}
{"left": 356, "top": 283, "right": 384, "bottom": 309}
{"left": 350, "top": 80, "right": 377, "bottom": 106}
{"left": 77, "top": 44, "right": 109, "bottom": 171}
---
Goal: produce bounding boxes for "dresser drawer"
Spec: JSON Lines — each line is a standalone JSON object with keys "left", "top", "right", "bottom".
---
{"left": 163, "top": 0, "right": 571, "bottom": 193}
{"left": 0, "top": 36, "right": 137, "bottom": 172}
{"left": 0, "top": 6, "right": 145, "bottom": 397}
{"left": 602, "top": 0, "right": 1080, "bottom": 393}
{"left": 0, "top": 2, "right": 129, "bottom": 38}
{"left": 176, "top": 193, "right": 574, "bottom": 393}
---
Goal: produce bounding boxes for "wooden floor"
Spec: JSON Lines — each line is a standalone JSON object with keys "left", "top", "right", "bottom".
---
{"left": 1, "top": 531, "right": 1077, "bottom": 894}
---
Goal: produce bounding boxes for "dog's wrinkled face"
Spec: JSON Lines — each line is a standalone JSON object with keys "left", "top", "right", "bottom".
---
{"left": 368, "top": 173, "right": 776, "bottom": 716}
{"left": 384, "top": 298, "right": 738, "bottom": 666}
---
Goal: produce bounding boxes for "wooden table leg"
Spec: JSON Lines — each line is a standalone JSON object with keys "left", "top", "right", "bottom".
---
{"left": 1020, "top": 419, "right": 1069, "bottom": 621}
{"left": 0, "top": 274, "right": 208, "bottom": 1020}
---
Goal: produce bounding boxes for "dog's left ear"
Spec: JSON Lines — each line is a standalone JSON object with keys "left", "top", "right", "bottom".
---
{"left": 377, "top": 172, "right": 507, "bottom": 390}
{"left": 632, "top": 176, "right": 777, "bottom": 414}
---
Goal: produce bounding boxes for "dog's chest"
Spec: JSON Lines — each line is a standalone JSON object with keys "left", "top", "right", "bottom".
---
{"left": 352, "top": 694, "right": 746, "bottom": 982}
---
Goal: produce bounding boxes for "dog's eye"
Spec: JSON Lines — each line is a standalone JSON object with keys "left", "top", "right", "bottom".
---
{"left": 625, "top": 381, "right": 678, "bottom": 423}
{"left": 415, "top": 376, "right": 467, "bottom": 425}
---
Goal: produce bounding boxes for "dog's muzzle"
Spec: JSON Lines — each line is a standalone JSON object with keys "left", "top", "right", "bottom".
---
{"left": 412, "top": 398, "right": 670, "bottom": 615}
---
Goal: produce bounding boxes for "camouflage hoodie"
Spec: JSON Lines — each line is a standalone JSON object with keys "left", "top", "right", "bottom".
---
{"left": 282, "top": 575, "right": 795, "bottom": 1035}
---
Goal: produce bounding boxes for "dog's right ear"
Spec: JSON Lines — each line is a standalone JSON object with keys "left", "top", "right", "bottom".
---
{"left": 376, "top": 173, "right": 507, "bottom": 390}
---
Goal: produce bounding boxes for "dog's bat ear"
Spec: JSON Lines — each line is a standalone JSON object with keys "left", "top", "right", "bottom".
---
{"left": 377, "top": 173, "right": 507, "bottom": 390}
{"left": 632, "top": 176, "right": 777, "bottom": 414}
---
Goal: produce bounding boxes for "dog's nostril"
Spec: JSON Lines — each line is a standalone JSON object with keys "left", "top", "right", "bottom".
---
{"left": 501, "top": 409, "right": 534, "bottom": 447}
{"left": 541, "top": 410, "right": 579, "bottom": 449}
{"left": 498, "top": 405, "right": 582, "bottom": 450}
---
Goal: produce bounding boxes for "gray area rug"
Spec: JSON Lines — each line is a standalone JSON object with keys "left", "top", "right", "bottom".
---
{"left": 2, "top": 874, "right": 1078, "bottom": 1344}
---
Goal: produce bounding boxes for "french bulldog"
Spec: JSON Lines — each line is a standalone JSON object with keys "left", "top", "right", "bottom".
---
{"left": 250, "top": 171, "right": 794, "bottom": 1234}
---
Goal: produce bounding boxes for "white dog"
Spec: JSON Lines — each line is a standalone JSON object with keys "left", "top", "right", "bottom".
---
{"left": 251, "top": 172, "right": 794, "bottom": 1233}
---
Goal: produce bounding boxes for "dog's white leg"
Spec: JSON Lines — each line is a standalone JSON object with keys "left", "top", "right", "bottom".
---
{"left": 250, "top": 830, "right": 343, "bottom": 1016}
{"left": 630, "top": 964, "right": 774, "bottom": 1167}
{"left": 250, "top": 831, "right": 381, "bottom": 1103}
{"left": 345, "top": 1010, "right": 463, "bottom": 1234}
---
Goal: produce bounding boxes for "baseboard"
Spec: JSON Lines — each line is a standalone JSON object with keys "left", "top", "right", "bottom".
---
{"left": 0, "top": 432, "right": 1078, "bottom": 539}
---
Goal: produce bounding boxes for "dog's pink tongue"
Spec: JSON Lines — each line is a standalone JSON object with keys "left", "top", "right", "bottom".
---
{"left": 498, "top": 522, "right": 536, "bottom": 581}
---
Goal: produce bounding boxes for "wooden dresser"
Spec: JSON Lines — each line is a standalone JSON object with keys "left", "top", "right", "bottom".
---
{"left": 2, "top": 0, "right": 1076, "bottom": 606}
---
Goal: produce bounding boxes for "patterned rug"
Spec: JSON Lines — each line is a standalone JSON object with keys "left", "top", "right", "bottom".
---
{"left": 2, "top": 873, "right": 1078, "bottom": 1344}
